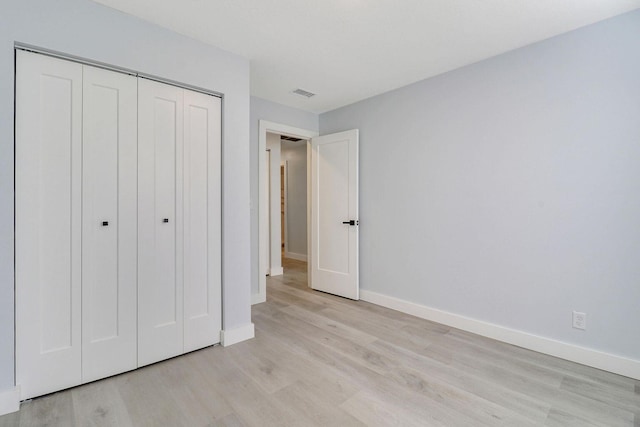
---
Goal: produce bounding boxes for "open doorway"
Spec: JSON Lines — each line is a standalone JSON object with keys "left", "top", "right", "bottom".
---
{"left": 257, "top": 122, "right": 360, "bottom": 304}
{"left": 266, "top": 133, "right": 309, "bottom": 273}
{"left": 255, "top": 121, "right": 318, "bottom": 304}
{"left": 281, "top": 136, "right": 308, "bottom": 263}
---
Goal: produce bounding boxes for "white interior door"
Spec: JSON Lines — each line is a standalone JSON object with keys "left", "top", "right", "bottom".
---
{"left": 183, "top": 90, "right": 222, "bottom": 352}
{"left": 15, "top": 51, "right": 83, "bottom": 399}
{"left": 310, "top": 130, "right": 359, "bottom": 300}
{"left": 138, "top": 78, "right": 184, "bottom": 367}
{"left": 81, "top": 65, "right": 138, "bottom": 382}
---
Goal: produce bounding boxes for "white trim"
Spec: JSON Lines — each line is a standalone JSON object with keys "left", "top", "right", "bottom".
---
{"left": 283, "top": 160, "right": 288, "bottom": 255}
{"left": 306, "top": 142, "right": 312, "bottom": 289}
{"left": 257, "top": 121, "right": 318, "bottom": 305}
{"left": 221, "top": 323, "right": 255, "bottom": 346}
{"left": 269, "top": 267, "right": 284, "bottom": 276}
{"left": 284, "top": 252, "right": 307, "bottom": 262}
{"left": 266, "top": 135, "right": 282, "bottom": 279}
{"left": 15, "top": 44, "right": 223, "bottom": 99}
{"left": 264, "top": 149, "right": 271, "bottom": 279}
{"left": 360, "top": 290, "right": 640, "bottom": 380}
{"left": 251, "top": 292, "right": 266, "bottom": 305}
{"left": 0, "top": 386, "right": 20, "bottom": 416}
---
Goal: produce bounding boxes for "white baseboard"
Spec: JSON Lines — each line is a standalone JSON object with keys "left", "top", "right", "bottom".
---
{"left": 269, "top": 267, "right": 284, "bottom": 276}
{"left": 251, "top": 291, "right": 266, "bottom": 305}
{"left": 221, "top": 323, "right": 255, "bottom": 347}
{"left": 284, "top": 252, "right": 307, "bottom": 262}
{"left": 360, "top": 290, "right": 640, "bottom": 380}
{"left": 0, "top": 386, "right": 20, "bottom": 416}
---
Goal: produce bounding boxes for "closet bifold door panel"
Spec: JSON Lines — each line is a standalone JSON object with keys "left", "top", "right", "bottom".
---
{"left": 15, "top": 51, "right": 83, "bottom": 399}
{"left": 16, "top": 50, "right": 222, "bottom": 398}
{"left": 81, "top": 65, "right": 138, "bottom": 383}
{"left": 138, "top": 78, "right": 185, "bottom": 367}
{"left": 183, "top": 91, "right": 222, "bottom": 352}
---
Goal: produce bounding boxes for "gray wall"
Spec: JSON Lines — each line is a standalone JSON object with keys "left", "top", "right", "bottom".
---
{"left": 281, "top": 143, "right": 308, "bottom": 257}
{"left": 1, "top": 0, "right": 251, "bottom": 393}
{"left": 250, "top": 96, "right": 318, "bottom": 293}
{"left": 320, "top": 10, "right": 640, "bottom": 361}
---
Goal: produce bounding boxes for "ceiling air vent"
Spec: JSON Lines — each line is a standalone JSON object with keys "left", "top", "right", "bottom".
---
{"left": 292, "top": 88, "right": 315, "bottom": 98}
{"left": 281, "top": 135, "right": 303, "bottom": 142}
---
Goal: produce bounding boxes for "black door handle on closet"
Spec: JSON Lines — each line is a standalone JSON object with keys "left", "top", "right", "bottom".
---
{"left": 163, "top": 218, "right": 169, "bottom": 223}
{"left": 102, "top": 221, "right": 109, "bottom": 226}
{"left": 342, "top": 220, "right": 357, "bottom": 226}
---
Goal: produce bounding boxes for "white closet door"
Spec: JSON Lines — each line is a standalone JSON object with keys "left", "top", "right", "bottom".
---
{"left": 183, "top": 91, "right": 222, "bottom": 352}
{"left": 138, "top": 78, "right": 184, "bottom": 366}
{"left": 15, "top": 51, "right": 83, "bottom": 399}
{"left": 81, "top": 65, "right": 138, "bottom": 382}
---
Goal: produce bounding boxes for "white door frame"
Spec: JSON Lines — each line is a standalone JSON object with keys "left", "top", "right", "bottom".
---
{"left": 255, "top": 120, "right": 318, "bottom": 304}
{"left": 282, "top": 160, "right": 288, "bottom": 257}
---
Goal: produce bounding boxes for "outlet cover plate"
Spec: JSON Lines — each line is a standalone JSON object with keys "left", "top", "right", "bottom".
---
{"left": 573, "top": 311, "right": 586, "bottom": 330}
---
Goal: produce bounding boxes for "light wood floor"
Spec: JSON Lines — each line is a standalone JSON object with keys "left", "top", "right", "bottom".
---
{"left": 2, "top": 258, "right": 639, "bottom": 426}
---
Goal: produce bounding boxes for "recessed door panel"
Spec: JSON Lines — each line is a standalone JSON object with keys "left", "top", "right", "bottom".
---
{"left": 138, "top": 78, "right": 184, "bottom": 367}
{"left": 317, "top": 140, "right": 351, "bottom": 274}
{"left": 183, "top": 91, "right": 221, "bottom": 352}
{"left": 82, "top": 65, "right": 138, "bottom": 383}
{"left": 154, "top": 97, "right": 178, "bottom": 325}
{"left": 16, "top": 51, "right": 83, "bottom": 399}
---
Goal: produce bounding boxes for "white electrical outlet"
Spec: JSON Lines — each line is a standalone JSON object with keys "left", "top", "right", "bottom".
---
{"left": 573, "top": 311, "right": 587, "bottom": 330}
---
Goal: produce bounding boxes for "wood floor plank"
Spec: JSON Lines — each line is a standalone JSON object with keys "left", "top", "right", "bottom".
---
{"left": 428, "top": 331, "right": 565, "bottom": 388}
{"left": 279, "top": 304, "right": 379, "bottom": 346}
{"left": 340, "top": 389, "right": 435, "bottom": 427}
{"left": 252, "top": 311, "right": 392, "bottom": 393}
{"left": 0, "top": 410, "right": 19, "bottom": 427}
{"left": 208, "top": 413, "right": 248, "bottom": 427}
{"left": 448, "top": 328, "right": 637, "bottom": 390}
{"left": 224, "top": 338, "right": 298, "bottom": 394}
{"left": 156, "top": 351, "right": 235, "bottom": 425}
{"left": 429, "top": 342, "right": 635, "bottom": 426}
{"left": 188, "top": 344, "right": 311, "bottom": 427}
{"left": 370, "top": 338, "right": 551, "bottom": 423}
{"left": 253, "top": 311, "right": 490, "bottom": 426}
{"left": 560, "top": 375, "right": 640, "bottom": 413}
{"left": 545, "top": 408, "right": 603, "bottom": 427}
{"left": 115, "top": 363, "right": 190, "bottom": 427}
{"left": 318, "top": 306, "right": 436, "bottom": 353}
{"left": 272, "top": 381, "right": 365, "bottom": 427}
{"left": 18, "top": 392, "right": 74, "bottom": 427}
{"left": 71, "top": 379, "right": 133, "bottom": 427}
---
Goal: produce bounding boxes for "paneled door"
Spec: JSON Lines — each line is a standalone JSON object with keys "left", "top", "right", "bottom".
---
{"left": 138, "top": 78, "right": 184, "bottom": 367}
{"left": 183, "top": 90, "right": 222, "bottom": 352}
{"left": 81, "top": 65, "right": 138, "bottom": 382}
{"left": 15, "top": 51, "right": 83, "bottom": 399}
{"left": 17, "top": 51, "right": 223, "bottom": 398}
{"left": 310, "top": 130, "right": 359, "bottom": 300}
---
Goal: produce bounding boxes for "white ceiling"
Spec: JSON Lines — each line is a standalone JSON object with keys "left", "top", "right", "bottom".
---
{"left": 92, "top": 0, "right": 640, "bottom": 113}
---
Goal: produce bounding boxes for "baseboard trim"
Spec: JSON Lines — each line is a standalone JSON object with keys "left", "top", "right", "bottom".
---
{"left": 284, "top": 252, "right": 307, "bottom": 262}
{"left": 251, "top": 292, "right": 266, "bottom": 305}
{"left": 0, "top": 386, "right": 20, "bottom": 416}
{"left": 269, "top": 267, "right": 284, "bottom": 276}
{"left": 221, "top": 323, "right": 255, "bottom": 347}
{"left": 360, "top": 290, "right": 640, "bottom": 380}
